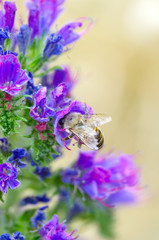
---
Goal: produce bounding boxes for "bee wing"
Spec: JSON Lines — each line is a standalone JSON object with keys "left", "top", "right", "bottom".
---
{"left": 81, "top": 114, "right": 112, "bottom": 127}
{"left": 71, "top": 126, "right": 99, "bottom": 151}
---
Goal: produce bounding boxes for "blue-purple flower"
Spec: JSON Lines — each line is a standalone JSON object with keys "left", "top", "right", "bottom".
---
{"left": 52, "top": 66, "right": 75, "bottom": 93}
{"left": 59, "top": 187, "right": 70, "bottom": 202}
{"left": 8, "top": 148, "right": 26, "bottom": 169}
{"left": 0, "top": 1, "right": 17, "bottom": 32}
{"left": 39, "top": 214, "right": 77, "bottom": 240}
{"left": 31, "top": 206, "right": 48, "bottom": 228}
{"left": 76, "top": 151, "right": 95, "bottom": 170}
{"left": 34, "top": 166, "right": 52, "bottom": 181}
{"left": 0, "top": 233, "right": 12, "bottom": 240}
{"left": 27, "top": 0, "right": 65, "bottom": 39}
{"left": 20, "top": 194, "right": 50, "bottom": 206}
{"left": 62, "top": 168, "right": 80, "bottom": 184}
{"left": 0, "top": 162, "right": 20, "bottom": 193}
{"left": 58, "top": 18, "right": 93, "bottom": 46}
{"left": 63, "top": 151, "right": 142, "bottom": 207}
{"left": 50, "top": 82, "right": 72, "bottom": 109}
{"left": 17, "top": 24, "right": 31, "bottom": 56}
{"left": 0, "top": 50, "right": 18, "bottom": 56}
{"left": 30, "top": 87, "right": 55, "bottom": 122}
{"left": 24, "top": 71, "right": 39, "bottom": 98}
{"left": 0, "top": 54, "right": 29, "bottom": 96}
{"left": 0, "top": 232, "right": 25, "bottom": 240}
{"left": 42, "top": 66, "right": 75, "bottom": 96}
{"left": 0, "top": 138, "right": 9, "bottom": 152}
{"left": 0, "top": 27, "right": 9, "bottom": 47}
{"left": 43, "top": 18, "right": 93, "bottom": 59}
{"left": 12, "top": 232, "right": 25, "bottom": 240}
{"left": 80, "top": 152, "right": 141, "bottom": 206}
{"left": 43, "top": 33, "right": 63, "bottom": 59}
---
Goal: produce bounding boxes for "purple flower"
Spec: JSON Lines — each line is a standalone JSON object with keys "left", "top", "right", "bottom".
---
{"left": 53, "top": 100, "right": 93, "bottom": 147}
{"left": 0, "top": 162, "right": 20, "bottom": 193}
{"left": 43, "top": 33, "right": 63, "bottom": 59}
{"left": 0, "top": 27, "right": 9, "bottom": 47}
{"left": 31, "top": 206, "right": 48, "bottom": 228}
{"left": 4, "top": 2, "right": 17, "bottom": 32}
{"left": 67, "top": 200, "right": 86, "bottom": 221}
{"left": 0, "top": 233, "right": 12, "bottom": 240}
{"left": 8, "top": 148, "right": 26, "bottom": 169}
{"left": 50, "top": 83, "right": 72, "bottom": 109}
{"left": 58, "top": 18, "right": 93, "bottom": 46}
{"left": 63, "top": 151, "right": 142, "bottom": 207}
{"left": 30, "top": 87, "right": 55, "bottom": 122}
{"left": 0, "top": 54, "right": 29, "bottom": 96}
{"left": 80, "top": 166, "right": 111, "bottom": 201}
{"left": 0, "top": 2, "right": 17, "bottom": 32}
{"left": 20, "top": 194, "right": 50, "bottom": 206}
{"left": 62, "top": 168, "right": 80, "bottom": 184}
{"left": 106, "top": 188, "right": 142, "bottom": 206}
{"left": 59, "top": 187, "right": 70, "bottom": 201}
{"left": 12, "top": 232, "right": 25, "bottom": 240}
{"left": 52, "top": 66, "right": 75, "bottom": 93}
{"left": 0, "top": 232, "right": 25, "bottom": 240}
{"left": 76, "top": 151, "right": 96, "bottom": 170}
{"left": 0, "top": 11, "right": 4, "bottom": 30}
{"left": 25, "top": 151, "right": 37, "bottom": 167}
{"left": 17, "top": 25, "right": 31, "bottom": 56}
{"left": 24, "top": 72, "right": 39, "bottom": 99}
{"left": 27, "top": 0, "right": 65, "bottom": 39}
{"left": 0, "top": 49, "right": 18, "bottom": 56}
{"left": 43, "top": 18, "right": 93, "bottom": 59}
{"left": 39, "top": 214, "right": 77, "bottom": 240}
{"left": 42, "top": 66, "right": 75, "bottom": 95}
{"left": 0, "top": 138, "right": 9, "bottom": 152}
{"left": 34, "top": 166, "right": 52, "bottom": 181}
{"left": 79, "top": 152, "right": 141, "bottom": 206}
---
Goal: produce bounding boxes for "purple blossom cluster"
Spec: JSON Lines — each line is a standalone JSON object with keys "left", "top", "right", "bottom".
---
{"left": 0, "top": 0, "right": 145, "bottom": 239}
{"left": 62, "top": 151, "right": 142, "bottom": 207}
{"left": 0, "top": 232, "right": 25, "bottom": 240}
{"left": 0, "top": 162, "right": 20, "bottom": 193}
{"left": 39, "top": 214, "right": 77, "bottom": 240}
{"left": 0, "top": 147, "right": 27, "bottom": 193}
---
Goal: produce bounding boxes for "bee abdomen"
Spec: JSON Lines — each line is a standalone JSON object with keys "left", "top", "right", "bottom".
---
{"left": 94, "top": 127, "right": 104, "bottom": 149}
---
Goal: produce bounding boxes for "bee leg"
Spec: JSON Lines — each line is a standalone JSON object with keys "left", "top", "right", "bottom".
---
{"left": 72, "top": 141, "right": 78, "bottom": 146}
{"left": 62, "top": 133, "right": 75, "bottom": 141}
{"left": 78, "top": 139, "right": 82, "bottom": 148}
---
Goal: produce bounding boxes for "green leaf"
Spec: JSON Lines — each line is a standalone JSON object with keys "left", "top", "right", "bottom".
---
{"left": 27, "top": 56, "right": 44, "bottom": 73}
{"left": 0, "top": 191, "right": 4, "bottom": 203}
{"left": 23, "top": 133, "right": 33, "bottom": 138}
{"left": 13, "top": 106, "right": 31, "bottom": 111}
{"left": 12, "top": 95, "right": 33, "bottom": 102}
{"left": 91, "top": 202, "right": 115, "bottom": 238}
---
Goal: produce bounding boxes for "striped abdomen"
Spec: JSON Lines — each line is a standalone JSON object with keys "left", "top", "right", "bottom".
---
{"left": 94, "top": 127, "right": 104, "bottom": 149}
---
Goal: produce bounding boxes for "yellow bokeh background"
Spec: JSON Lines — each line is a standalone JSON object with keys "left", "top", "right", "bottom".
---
{"left": 14, "top": 0, "right": 159, "bottom": 239}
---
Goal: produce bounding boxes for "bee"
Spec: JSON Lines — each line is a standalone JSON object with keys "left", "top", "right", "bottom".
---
{"left": 58, "top": 109, "right": 112, "bottom": 151}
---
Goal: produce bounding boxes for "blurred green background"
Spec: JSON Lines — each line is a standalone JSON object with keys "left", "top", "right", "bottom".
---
{"left": 15, "top": 0, "right": 159, "bottom": 239}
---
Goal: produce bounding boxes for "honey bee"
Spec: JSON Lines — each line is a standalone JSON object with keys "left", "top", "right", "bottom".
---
{"left": 58, "top": 109, "right": 112, "bottom": 150}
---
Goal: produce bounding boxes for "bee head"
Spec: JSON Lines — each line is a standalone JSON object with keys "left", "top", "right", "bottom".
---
{"left": 58, "top": 116, "right": 66, "bottom": 129}
{"left": 63, "top": 112, "right": 81, "bottom": 129}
